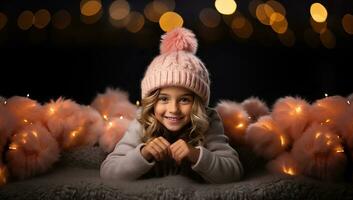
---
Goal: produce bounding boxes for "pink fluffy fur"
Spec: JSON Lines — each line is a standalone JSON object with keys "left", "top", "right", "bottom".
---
{"left": 99, "top": 117, "right": 131, "bottom": 153}
{"left": 311, "top": 96, "right": 350, "bottom": 133}
{"left": 267, "top": 152, "right": 301, "bottom": 176}
{"left": 272, "top": 96, "right": 312, "bottom": 141}
{"left": 5, "top": 96, "right": 43, "bottom": 132}
{"left": 246, "top": 116, "right": 289, "bottom": 159}
{"left": 291, "top": 123, "right": 346, "bottom": 181}
{"left": 42, "top": 98, "right": 82, "bottom": 140}
{"left": 215, "top": 100, "right": 250, "bottom": 146}
{"left": 241, "top": 97, "right": 270, "bottom": 122}
{"left": 160, "top": 27, "right": 198, "bottom": 54}
{"left": 91, "top": 88, "right": 137, "bottom": 120}
{"left": 60, "top": 106, "right": 103, "bottom": 150}
{"left": 6, "top": 123, "right": 60, "bottom": 180}
{"left": 0, "top": 106, "right": 16, "bottom": 161}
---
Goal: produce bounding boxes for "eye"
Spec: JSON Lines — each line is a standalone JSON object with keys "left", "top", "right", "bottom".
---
{"left": 180, "top": 97, "right": 192, "bottom": 104}
{"left": 158, "top": 96, "right": 168, "bottom": 102}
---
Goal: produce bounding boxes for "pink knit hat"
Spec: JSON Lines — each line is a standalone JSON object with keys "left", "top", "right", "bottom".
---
{"left": 141, "top": 27, "right": 210, "bottom": 106}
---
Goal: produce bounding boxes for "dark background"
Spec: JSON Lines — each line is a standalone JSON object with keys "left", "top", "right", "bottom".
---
{"left": 0, "top": 0, "right": 352, "bottom": 108}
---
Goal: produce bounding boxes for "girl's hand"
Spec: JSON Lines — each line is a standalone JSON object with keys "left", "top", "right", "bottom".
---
{"left": 170, "top": 139, "right": 200, "bottom": 165}
{"left": 141, "top": 137, "right": 171, "bottom": 162}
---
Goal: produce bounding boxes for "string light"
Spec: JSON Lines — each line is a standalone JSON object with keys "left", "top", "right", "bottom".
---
{"left": 324, "top": 93, "right": 328, "bottom": 97}
{"left": 26, "top": 93, "right": 30, "bottom": 98}
{"left": 282, "top": 166, "right": 295, "bottom": 175}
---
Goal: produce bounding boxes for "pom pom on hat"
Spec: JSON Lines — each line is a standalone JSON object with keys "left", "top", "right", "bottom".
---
{"left": 160, "top": 27, "right": 198, "bottom": 54}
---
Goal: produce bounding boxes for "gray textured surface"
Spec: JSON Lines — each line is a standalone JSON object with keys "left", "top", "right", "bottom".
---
{"left": 1, "top": 146, "right": 353, "bottom": 200}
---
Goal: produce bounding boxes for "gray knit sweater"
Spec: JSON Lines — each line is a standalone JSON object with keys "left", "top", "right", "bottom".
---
{"left": 100, "top": 108, "right": 243, "bottom": 184}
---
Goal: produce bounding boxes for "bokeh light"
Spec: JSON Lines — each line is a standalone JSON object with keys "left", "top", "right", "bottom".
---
{"left": 342, "top": 14, "right": 353, "bottom": 35}
{"left": 231, "top": 15, "right": 253, "bottom": 39}
{"left": 0, "top": 12, "right": 7, "bottom": 31}
{"left": 52, "top": 10, "right": 71, "bottom": 30}
{"left": 18, "top": 10, "right": 34, "bottom": 30}
{"left": 109, "top": 0, "right": 130, "bottom": 21}
{"left": 144, "top": 0, "right": 175, "bottom": 23}
{"left": 34, "top": 9, "right": 51, "bottom": 29}
{"left": 159, "top": 11, "right": 183, "bottom": 32}
{"left": 126, "top": 12, "right": 145, "bottom": 33}
{"left": 310, "top": 18, "right": 327, "bottom": 34}
{"left": 80, "top": 0, "right": 102, "bottom": 17}
{"left": 320, "top": 29, "right": 336, "bottom": 49}
{"left": 215, "top": 0, "right": 237, "bottom": 15}
{"left": 310, "top": 3, "right": 327, "bottom": 23}
{"left": 199, "top": 8, "right": 221, "bottom": 28}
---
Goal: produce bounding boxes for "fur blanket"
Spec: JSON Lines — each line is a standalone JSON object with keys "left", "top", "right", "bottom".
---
{"left": 1, "top": 146, "right": 353, "bottom": 200}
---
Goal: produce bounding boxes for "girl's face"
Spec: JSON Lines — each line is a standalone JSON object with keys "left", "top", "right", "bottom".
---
{"left": 154, "top": 86, "right": 194, "bottom": 133}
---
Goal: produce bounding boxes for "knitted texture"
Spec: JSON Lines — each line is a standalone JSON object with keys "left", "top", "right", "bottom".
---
{"left": 141, "top": 27, "right": 210, "bottom": 105}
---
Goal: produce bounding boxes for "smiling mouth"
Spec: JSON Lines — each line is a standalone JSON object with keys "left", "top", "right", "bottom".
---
{"left": 164, "top": 116, "right": 183, "bottom": 121}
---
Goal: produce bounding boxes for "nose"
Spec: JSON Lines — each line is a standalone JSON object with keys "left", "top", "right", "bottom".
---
{"left": 168, "top": 101, "right": 180, "bottom": 114}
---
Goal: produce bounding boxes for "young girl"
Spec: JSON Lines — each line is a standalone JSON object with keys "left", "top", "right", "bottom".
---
{"left": 100, "top": 27, "right": 243, "bottom": 184}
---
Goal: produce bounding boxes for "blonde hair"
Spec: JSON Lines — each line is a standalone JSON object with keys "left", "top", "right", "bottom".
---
{"left": 137, "top": 89, "right": 209, "bottom": 146}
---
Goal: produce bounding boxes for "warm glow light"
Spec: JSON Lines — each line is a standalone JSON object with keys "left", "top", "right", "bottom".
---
{"left": 336, "top": 147, "right": 344, "bottom": 153}
{"left": 49, "top": 107, "right": 55, "bottom": 114}
{"left": 315, "top": 132, "right": 321, "bottom": 139}
{"left": 159, "top": 11, "right": 183, "bottom": 32}
{"left": 310, "top": 3, "right": 327, "bottom": 23}
{"left": 0, "top": 166, "right": 7, "bottom": 185}
{"left": 109, "top": 0, "right": 130, "bottom": 20}
{"left": 81, "top": 0, "right": 102, "bottom": 17}
{"left": 120, "top": 116, "right": 124, "bottom": 119}
{"left": 236, "top": 123, "right": 244, "bottom": 129}
{"left": 231, "top": 16, "right": 253, "bottom": 39}
{"left": 22, "top": 139, "right": 27, "bottom": 144}
{"left": 32, "top": 131, "right": 38, "bottom": 138}
{"left": 325, "top": 119, "right": 331, "bottom": 123}
{"left": 320, "top": 29, "right": 336, "bottom": 49}
{"left": 126, "top": 11, "right": 145, "bottom": 33}
{"left": 23, "top": 119, "right": 29, "bottom": 123}
{"left": 310, "top": 18, "right": 327, "bottom": 34}
{"left": 199, "top": 8, "right": 221, "bottom": 28}
{"left": 342, "top": 14, "right": 353, "bottom": 35}
{"left": 295, "top": 106, "right": 302, "bottom": 114}
{"left": 103, "top": 115, "right": 109, "bottom": 121}
{"left": 215, "top": 0, "right": 237, "bottom": 15}
{"left": 282, "top": 166, "right": 295, "bottom": 175}
{"left": 71, "top": 130, "right": 78, "bottom": 137}
{"left": 34, "top": 9, "right": 51, "bottom": 29}
{"left": 324, "top": 93, "right": 328, "bottom": 97}
{"left": 0, "top": 12, "right": 7, "bottom": 31}
{"left": 256, "top": 4, "right": 273, "bottom": 25}
{"left": 52, "top": 10, "right": 71, "bottom": 30}
{"left": 347, "top": 101, "right": 351, "bottom": 105}
{"left": 18, "top": 10, "right": 34, "bottom": 30}
{"left": 270, "top": 16, "right": 288, "bottom": 34}
{"left": 136, "top": 100, "right": 140, "bottom": 106}
{"left": 9, "top": 144, "right": 18, "bottom": 150}
{"left": 326, "top": 140, "right": 332, "bottom": 146}
{"left": 108, "top": 121, "right": 114, "bottom": 129}
{"left": 280, "top": 135, "right": 285, "bottom": 146}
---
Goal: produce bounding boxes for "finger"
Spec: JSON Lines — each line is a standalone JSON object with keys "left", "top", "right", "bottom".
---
{"left": 150, "top": 145, "right": 164, "bottom": 161}
{"left": 158, "top": 137, "right": 171, "bottom": 147}
{"left": 154, "top": 138, "right": 170, "bottom": 158}
{"left": 147, "top": 146, "right": 160, "bottom": 161}
{"left": 175, "top": 150, "right": 187, "bottom": 165}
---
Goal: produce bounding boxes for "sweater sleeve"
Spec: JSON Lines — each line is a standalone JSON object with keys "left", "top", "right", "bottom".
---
{"left": 191, "top": 109, "right": 244, "bottom": 184}
{"left": 100, "top": 119, "right": 155, "bottom": 181}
